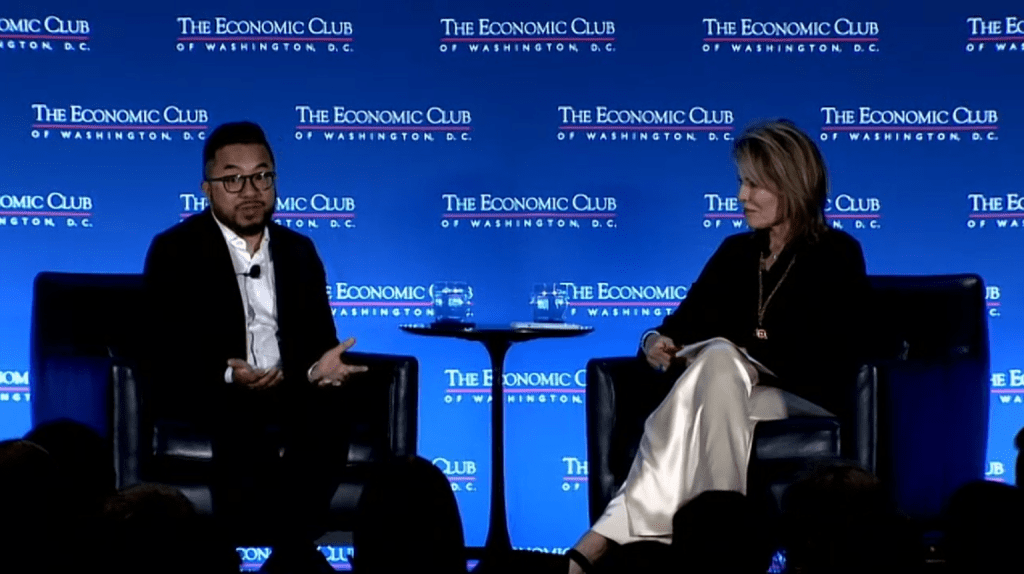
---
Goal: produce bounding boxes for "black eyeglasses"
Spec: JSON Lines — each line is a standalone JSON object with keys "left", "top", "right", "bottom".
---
{"left": 206, "top": 171, "right": 276, "bottom": 193}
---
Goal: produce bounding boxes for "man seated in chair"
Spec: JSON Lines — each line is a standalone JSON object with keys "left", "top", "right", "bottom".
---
{"left": 143, "top": 121, "right": 369, "bottom": 571}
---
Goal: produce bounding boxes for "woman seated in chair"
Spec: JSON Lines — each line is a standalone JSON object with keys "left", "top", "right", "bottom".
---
{"left": 566, "top": 119, "right": 871, "bottom": 573}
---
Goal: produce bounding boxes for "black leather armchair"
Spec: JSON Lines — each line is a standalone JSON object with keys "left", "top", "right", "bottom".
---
{"left": 30, "top": 271, "right": 418, "bottom": 530}
{"left": 586, "top": 274, "right": 990, "bottom": 527}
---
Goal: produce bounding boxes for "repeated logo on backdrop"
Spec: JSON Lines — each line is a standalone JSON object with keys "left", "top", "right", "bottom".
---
{"left": 328, "top": 281, "right": 438, "bottom": 320}
{"left": 701, "top": 192, "right": 883, "bottom": 233}
{"left": 442, "top": 366, "right": 586, "bottom": 406}
{"left": 29, "top": 103, "right": 208, "bottom": 142}
{"left": 0, "top": 371, "right": 30, "bottom": 404}
{"left": 964, "top": 15, "right": 1024, "bottom": 53}
{"left": 550, "top": 281, "right": 683, "bottom": 320}
{"left": 557, "top": 105, "right": 734, "bottom": 143}
{"left": 294, "top": 105, "right": 472, "bottom": 143}
{"left": 440, "top": 192, "right": 618, "bottom": 230}
{"left": 179, "top": 194, "right": 356, "bottom": 231}
{"left": 238, "top": 547, "right": 352, "bottom": 572}
{"left": 0, "top": 191, "right": 95, "bottom": 229}
{"left": 987, "top": 285, "right": 1003, "bottom": 317}
{"left": 0, "top": 14, "right": 90, "bottom": 52}
{"left": 175, "top": 15, "right": 354, "bottom": 54}
{"left": 992, "top": 369, "right": 1024, "bottom": 405}
{"left": 700, "top": 17, "right": 881, "bottom": 54}
{"left": 438, "top": 17, "right": 616, "bottom": 54}
{"left": 966, "top": 192, "right": 1024, "bottom": 229}
{"left": 986, "top": 460, "right": 1009, "bottom": 481}
{"left": 434, "top": 457, "right": 479, "bottom": 493}
{"left": 819, "top": 105, "right": 1000, "bottom": 143}
{"left": 561, "top": 455, "right": 588, "bottom": 493}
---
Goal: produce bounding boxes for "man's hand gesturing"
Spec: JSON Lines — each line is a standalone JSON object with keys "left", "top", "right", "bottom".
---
{"left": 309, "top": 337, "right": 369, "bottom": 387}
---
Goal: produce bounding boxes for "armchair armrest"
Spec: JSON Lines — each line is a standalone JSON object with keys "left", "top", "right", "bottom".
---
{"left": 340, "top": 351, "right": 418, "bottom": 459}
{"left": 849, "top": 362, "right": 878, "bottom": 474}
{"left": 586, "top": 357, "right": 622, "bottom": 524}
{"left": 586, "top": 356, "right": 665, "bottom": 524}
{"left": 111, "top": 358, "right": 141, "bottom": 490}
{"left": 866, "top": 355, "right": 989, "bottom": 522}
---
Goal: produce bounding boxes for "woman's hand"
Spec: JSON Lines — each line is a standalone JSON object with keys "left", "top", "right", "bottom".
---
{"left": 644, "top": 334, "right": 679, "bottom": 372}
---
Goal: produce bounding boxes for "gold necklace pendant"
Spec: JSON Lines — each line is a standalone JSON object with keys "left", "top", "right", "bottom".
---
{"left": 756, "top": 254, "right": 796, "bottom": 343}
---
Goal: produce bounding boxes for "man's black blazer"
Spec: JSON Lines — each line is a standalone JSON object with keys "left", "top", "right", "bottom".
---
{"left": 142, "top": 208, "right": 339, "bottom": 423}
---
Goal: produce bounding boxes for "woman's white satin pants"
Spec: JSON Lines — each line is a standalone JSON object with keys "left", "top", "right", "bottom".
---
{"left": 590, "top": 338, "right": 791, "bottom": 544}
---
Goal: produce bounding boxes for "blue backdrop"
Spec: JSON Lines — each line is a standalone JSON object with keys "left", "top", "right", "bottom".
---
{"left": 2, "top": 0, "right": 1021, "bottom": 554}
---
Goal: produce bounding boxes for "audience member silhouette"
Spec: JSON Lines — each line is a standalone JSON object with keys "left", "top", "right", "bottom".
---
{"left": 0, "top": 417, "right": 471, "bottom": 574}
{"left": 0, "top": 439, "right": 62, "bottom": 573}
{"left": 671, "top": 490, "right": 776, "bottom": 574}
{"left": 352, "top": 456, "right": 467, "bottom": 574}
{"left": 592, "top": 541, "right": 674, "bottom": 574}
{"left": 943, "top": 479, "right": 1024, "bottom": 574}
{"left": 24, "top": 418, "right": 115, "bottom": 520}
{"left": 781, "top": 462, "right": 915, "bottom": 574}
{"left": 20, "top": 420, "right": 1024, "bottom": 574}
{"left": 565, "top": 491, "right": 770, "bottom": 574}
{"left": 101, "top": 483, "right": 240, "bottom": 574}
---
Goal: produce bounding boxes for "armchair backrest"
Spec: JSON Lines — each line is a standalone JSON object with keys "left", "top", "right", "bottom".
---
{"left": 868, "top": 274, "right": 989, "bottom": 364}
{"left": 30, "top": 272, "right": 145, "bottom": 436}
{"left": 866, "top": 274, "right": 990, "bottom": 523}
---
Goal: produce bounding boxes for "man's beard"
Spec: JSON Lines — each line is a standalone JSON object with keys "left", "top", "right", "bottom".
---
{"left": 217, "top": 201, "right": 274, "bottom": 237}
{"left": 236, "top": 205, "right": 274, "bottom": 236}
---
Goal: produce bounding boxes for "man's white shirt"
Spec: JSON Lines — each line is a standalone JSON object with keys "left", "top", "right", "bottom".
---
{"left": 212, "top": 214, "right": 281, "bottom": 381}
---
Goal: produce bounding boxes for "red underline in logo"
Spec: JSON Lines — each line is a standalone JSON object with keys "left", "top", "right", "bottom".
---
{"left": 0, "top": 34, "right": 89, "bottom": 40}
{"left": 822, "top": 126, "right": 997, "bottom": 132}
{"left": 296, "top": 125, "right": 471, "bottom": 132}
{"left": 968, "top": 213, "right": 1024, "bottom": 219}
{"left": 443, "top": 213, "right": 615, "bottom": 219}
{"left": 968, "top": 36, "right": 1024, "bottom": 42}
{"left": 569, "top": 302, "right": 676, "bottom": 307}
{"left": 177, "top": 36, "right": 352, "bottom": 42}
{"left": 330, "top": 302, "right": 431, "bottom": 307}
{"left": 988, "top": 302, "right": 1001, "bottom": 306}
{"left": 992, "top": 390, "right": 1024, "bottom": 393}
{"left": 0, "top": 211, "right": 91, "bottom": 217}
{"left": 563, "top": 477, "right": 588, "bottom": 481}
{"left": 559, "top": 126, "right": 732, "bottom": 131}
{"left": 181, "top": 212, "right": 353, "bottom": 219}
{"left": 704, "top": 213, "right": 880, "bottom": 219}
{"left": 447, "top": 476, "right": 475, "bottom": 481}
{"left": 274, "top": 213, "right": 354, "bottom": 219}
{"left": 33, "top": 124, "right": 207, "bottom": 130}
{"left": 445, "top": 389, "right": 586, "bottom": 394}
{"left": 242, "top": 562, "right": 350, "bottom": 571}
{"left": 440, "top": 37, "right": 614, "bottom": 42}
{"left": 703, "top": 37, "right": 877, "bottom": 43}
{"left": 0, "top": 387, "right": 27, "bottom": 392}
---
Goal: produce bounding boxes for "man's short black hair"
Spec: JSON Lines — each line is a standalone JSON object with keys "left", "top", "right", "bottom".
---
{"left": 202, "top": 121, "right": 274, "bottom": 178}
